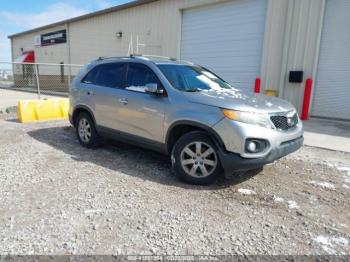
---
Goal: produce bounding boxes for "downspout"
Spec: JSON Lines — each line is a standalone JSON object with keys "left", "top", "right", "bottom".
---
{"left": 279, "top": 0, "right": 294, "bottom": 98}
{"left": 308, "top": 0, "right": 326, "bottom": 114}
{"left": 10, "top": 37, "right": 15, "bottom": 82}
{"left": 10, "top": 37, "right": 14, "bottom": 62}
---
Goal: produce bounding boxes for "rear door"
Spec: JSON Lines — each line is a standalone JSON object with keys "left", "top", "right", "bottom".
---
{"left": 113, "top": 62, "right": 168, "bottom": 143}
{"left": 80, "top": 62, "right": 127, "bottom": 130}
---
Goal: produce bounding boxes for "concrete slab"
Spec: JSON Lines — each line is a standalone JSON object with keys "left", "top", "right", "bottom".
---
{"left": 0, "top": 88, "right": 59, "bottom": 111}
{"left": 303, "top": 118, "right": 350, "bottom": 153}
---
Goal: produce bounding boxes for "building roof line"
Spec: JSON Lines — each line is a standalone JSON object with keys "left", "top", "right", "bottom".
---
{"left": 8, "top": 0, "right": 159, "bottom": 39}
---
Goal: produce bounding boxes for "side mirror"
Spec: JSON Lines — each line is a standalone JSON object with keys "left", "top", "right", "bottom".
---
{"left": 145, "top": 83, "right": 164, "bottom": 95}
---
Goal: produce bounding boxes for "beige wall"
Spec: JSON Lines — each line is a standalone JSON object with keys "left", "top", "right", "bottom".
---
{"left": 260, "top": 0, "right": 325, "bottom": 112}
{"left": 11, "top": 0, "right": 326, "bottom": 112}
{"left": 67, "top": 0, "right": 228, "bottom": 64}
{"left": 12, "top": 25, "right": 69, "bottom": 64}
{"left": 278, "top": 0, "right": 325, "bottom": 113}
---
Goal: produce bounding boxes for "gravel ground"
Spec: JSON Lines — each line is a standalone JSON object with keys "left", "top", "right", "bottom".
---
{"left": 0, "top": 118, "right": 349, "bottom": 255}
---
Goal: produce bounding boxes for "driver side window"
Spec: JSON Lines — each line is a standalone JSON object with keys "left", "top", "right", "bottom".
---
{"left": 125, "top": 63, "right": 162, "bottom": 93}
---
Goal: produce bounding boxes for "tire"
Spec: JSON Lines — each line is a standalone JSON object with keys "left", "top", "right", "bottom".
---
{"left": 75, "top": 112, "right": 100, "bottom": 148}
{"left": 171, "top": 131, "right": 222, "bottom": 185}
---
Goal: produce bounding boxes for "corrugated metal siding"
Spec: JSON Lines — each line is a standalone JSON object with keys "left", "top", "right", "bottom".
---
{"left": 311, "top": 0, "right": 350, "bottom": 120}
{"left": 68, "top": 0, "right": 226, "bottom": 65}
{"left": 180, "top": 0, "right": 267, "bottom": 91}
{"left": 260, "top": 0, "right": 289, "bottom": 93}
{"left": 276, "top": 0, "right": 325, "bottom": 113}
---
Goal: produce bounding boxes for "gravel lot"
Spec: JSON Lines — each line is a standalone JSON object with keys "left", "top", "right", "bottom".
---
{"left": 0, "top": 117, "right": 349, "bottom": 255}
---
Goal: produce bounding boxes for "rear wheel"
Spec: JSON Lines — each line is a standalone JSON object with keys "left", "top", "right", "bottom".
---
{"left": 76, "top": 112, "right": 100, "bottom": 148}
{"left": 171, "top": 131, "right": 222, "bottom": 185}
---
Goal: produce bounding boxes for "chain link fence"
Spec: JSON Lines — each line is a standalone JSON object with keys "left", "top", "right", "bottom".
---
{"left": 0, "top": 62, "right": 83, "bottom": 99}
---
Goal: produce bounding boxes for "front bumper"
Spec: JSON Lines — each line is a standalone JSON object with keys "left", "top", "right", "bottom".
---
{"left": 218, "top": 136, "right": 303, "bottom": 173}
{"left": 212, "top": 117, "right": 303, "bottom": 158}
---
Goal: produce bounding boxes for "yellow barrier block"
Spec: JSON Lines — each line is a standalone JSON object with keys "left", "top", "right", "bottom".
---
{"left": 18, "top": 98, "right": 69, "bottom": 123}
{"left": 264, "top": 89, "right": 278, "bottom": 97}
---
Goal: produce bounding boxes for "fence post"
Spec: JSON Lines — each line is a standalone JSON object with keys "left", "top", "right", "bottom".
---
{"left": 67, "top": 65, "right": 71, "bottom": 88}
{"left": 34, "top": 64, "right": 41, "bottom": 99}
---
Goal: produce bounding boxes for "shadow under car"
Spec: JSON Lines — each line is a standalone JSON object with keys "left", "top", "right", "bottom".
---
{"left": 27, "top": 125, "right": 263, "bottom": 189}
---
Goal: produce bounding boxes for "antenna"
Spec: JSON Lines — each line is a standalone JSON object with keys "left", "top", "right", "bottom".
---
{"left": 136, "top": 35, "right": 146, "bottom": 55}
{"left": 127, "top": 34, "right": 134, "bottom": 56}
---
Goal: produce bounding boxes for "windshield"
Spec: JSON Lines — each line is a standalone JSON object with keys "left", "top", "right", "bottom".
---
{"left": 157, "top": 64, "right": 233, "bottom": 92}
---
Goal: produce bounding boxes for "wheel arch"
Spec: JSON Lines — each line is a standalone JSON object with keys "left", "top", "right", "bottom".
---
{"left": 165, "top": 120, "right": 225, "bottom": 154}
{"left": 72, "top": 105, "right": 96, "bottom": 128}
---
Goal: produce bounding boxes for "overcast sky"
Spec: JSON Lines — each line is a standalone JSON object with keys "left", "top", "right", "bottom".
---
{"left": 0, "top": 0, "right": 133, "bottom": 62}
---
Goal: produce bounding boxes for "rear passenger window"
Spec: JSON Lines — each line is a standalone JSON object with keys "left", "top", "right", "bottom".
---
{"left": 82, "top": 63, "right": 125, "bottom": 88}
{"left": 125, "top": 63, "right": 160, "bottom": 93}
{"left": 82, "top": 67, "right": 98, "bottom": 84}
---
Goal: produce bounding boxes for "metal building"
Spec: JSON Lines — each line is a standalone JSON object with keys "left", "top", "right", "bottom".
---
{"left": 8, "top": 0, "right": 350, "bottom": 120}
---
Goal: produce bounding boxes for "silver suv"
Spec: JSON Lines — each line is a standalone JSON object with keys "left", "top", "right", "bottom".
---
{"left": 69, "top": 56, "right": 303, "bottom": 185}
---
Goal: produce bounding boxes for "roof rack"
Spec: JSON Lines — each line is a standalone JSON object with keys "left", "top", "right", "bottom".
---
{"left": 141, "top": 55, "right": 177, "bottom": 61}
{"left": 96, "top": 54, "right": 180, "bottom": 62}
{"left": 97, "top": 55, "right": 135, "bottom": 60}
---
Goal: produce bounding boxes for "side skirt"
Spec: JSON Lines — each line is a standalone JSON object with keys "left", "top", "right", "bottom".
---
{"left": 96, "top": 125, "right": 168, "bottom": 155}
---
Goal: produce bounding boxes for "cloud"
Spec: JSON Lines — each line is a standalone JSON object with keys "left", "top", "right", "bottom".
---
{"left": 0, "top": 1, "right": 131, "bottom": 62}
{"left": 0, "top": 2, "right": 89, "bottom": 29}
{"left": 0, "top": 2, "right": 90, "bottom": 62}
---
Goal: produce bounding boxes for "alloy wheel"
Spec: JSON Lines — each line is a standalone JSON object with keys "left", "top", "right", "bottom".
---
{"left": 78, "top": 118, "right": 92, "bottom": 143}
{"left": 180, "top": 141, "right": 218, "bottom": 178}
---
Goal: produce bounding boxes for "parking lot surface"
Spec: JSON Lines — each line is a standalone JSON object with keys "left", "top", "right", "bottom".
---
{"left": 0, "top": 88, "right": 58, "bottom": 111}
{"left": 0, "top": 118, "right": 349, "bottom": 255}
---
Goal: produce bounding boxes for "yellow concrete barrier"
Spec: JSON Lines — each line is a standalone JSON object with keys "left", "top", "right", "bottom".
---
{"left": 18, "top": 98, "right": 69, "bottom": 123}
{"left": 264, "top": 89, "right": 278, "bottom": 97}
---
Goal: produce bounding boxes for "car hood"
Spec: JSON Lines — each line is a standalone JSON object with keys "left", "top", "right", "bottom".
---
{"left": 183, "top": 88, "right": 296, "bottom": 114}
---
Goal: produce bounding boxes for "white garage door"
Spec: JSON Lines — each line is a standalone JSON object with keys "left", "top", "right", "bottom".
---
{"left": 312, "top": 0, "right": 350, "bottom": 120}
{"left": 181, "top": 0, "right": 267, "bottom": 92}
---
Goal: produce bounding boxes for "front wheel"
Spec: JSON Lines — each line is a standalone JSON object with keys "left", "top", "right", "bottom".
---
{"left": 171, "top": 131, "right": 222, "bottom": 185}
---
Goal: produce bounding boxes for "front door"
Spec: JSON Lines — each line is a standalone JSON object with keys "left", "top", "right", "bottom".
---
{"left": 114, "top": 62, "right": 168, "bottom": 143}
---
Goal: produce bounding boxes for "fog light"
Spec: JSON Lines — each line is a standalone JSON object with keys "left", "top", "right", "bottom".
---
{"left": 247, "top": 141, "right": 257, "bottom": 152}
{"left": 245, "top": 139, "right": 268, "bottom": 154}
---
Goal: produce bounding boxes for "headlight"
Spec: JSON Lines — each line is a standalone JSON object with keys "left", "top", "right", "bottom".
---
{"left": 221, "top": 109, "right": 273, "bottom": 129}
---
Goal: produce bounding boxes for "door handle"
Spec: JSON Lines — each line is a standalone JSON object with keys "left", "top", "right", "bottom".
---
{"left": 86, "top": 90, "right": 94, "bottom": 96}
{"left": 118, "top": 98, "right": 128, "bottom": 105}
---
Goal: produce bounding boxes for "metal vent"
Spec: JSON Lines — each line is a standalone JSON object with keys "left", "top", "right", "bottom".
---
{"left": 270, "top": 112, "right": 298, "bottom": 131}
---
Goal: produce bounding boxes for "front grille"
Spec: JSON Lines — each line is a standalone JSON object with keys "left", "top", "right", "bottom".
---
{"left": 270, "top": 112, "right": 298, "bottom": 131}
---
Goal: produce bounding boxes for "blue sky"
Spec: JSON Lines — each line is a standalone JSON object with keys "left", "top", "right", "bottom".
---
{"left": 0, "top": 0, "right": 133, "bottom": 62}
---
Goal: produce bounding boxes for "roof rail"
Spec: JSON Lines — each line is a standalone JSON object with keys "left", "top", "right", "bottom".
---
{"left": 141, "top": 55, "right": 195, "bottom": 65}
{"left": 142, "top": 55, "right": 177, "bottom": 61}
{"left": 97, "top": 55, "right": 135, "bottom": 60}
{"left": 96, "top": 54, "right": 180, "bottom": 62}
